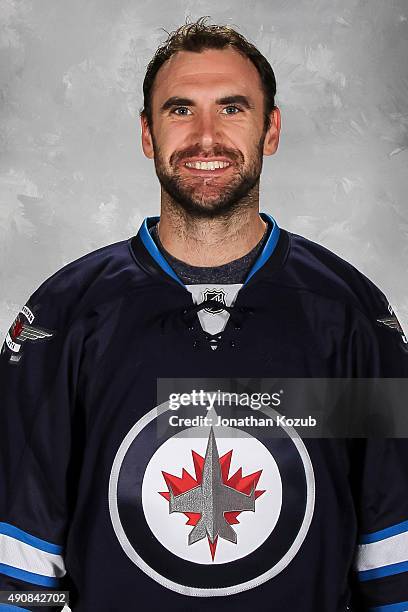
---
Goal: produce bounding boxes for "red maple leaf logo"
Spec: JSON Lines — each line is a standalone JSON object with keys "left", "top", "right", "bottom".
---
{"left": 159, "top": 448, "right": 265, "bottom": 560}
{"left": 11, "top": 316, "right": 24, "bottom": 340}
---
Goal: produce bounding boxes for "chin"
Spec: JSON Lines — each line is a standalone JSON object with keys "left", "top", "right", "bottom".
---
{"left": 176, "top": 196, "right": 244, "bottom": 219}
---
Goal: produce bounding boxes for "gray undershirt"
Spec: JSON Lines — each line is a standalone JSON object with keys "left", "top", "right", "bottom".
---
{"left": 149, "top": 221, "right": 269, "bottom": 284}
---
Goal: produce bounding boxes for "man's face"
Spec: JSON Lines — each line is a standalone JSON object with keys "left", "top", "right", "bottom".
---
{"left": 141, "top": 47, "right": 280, "bottom": 218}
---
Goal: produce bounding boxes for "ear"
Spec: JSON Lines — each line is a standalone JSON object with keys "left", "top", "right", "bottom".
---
{"left": 263, "top": 107, "right": 281, "bottom": 156}
{"left": 141, "top": 113, "right": 154, "bottom": 159}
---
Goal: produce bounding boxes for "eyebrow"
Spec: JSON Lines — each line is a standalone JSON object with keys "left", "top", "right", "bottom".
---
{"left": 160, "top": 95, "right": 254, "bottom": 113}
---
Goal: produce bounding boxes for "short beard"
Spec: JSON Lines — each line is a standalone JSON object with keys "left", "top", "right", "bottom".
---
{"left": 152, "top": 133, "right": 266, "bottom": 220}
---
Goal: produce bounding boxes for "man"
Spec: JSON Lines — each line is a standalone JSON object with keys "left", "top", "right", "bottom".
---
{"left": 1, "top": 17, "right": 408, "bottom": 612}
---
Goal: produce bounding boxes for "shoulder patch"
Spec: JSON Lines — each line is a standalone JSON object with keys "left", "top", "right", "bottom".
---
{"left": 1, "top": 303, "right": 54, "bottom": 365}
{"left": 376, "top": 302, "right": 408, "bottom": 353}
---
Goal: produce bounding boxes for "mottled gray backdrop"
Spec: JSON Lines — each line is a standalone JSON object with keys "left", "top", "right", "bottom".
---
{"left": 1, "top": 0, "right": 408, "bottom": 342}
{"left": 0, "top": 2, "right": 407, "bottom": 609}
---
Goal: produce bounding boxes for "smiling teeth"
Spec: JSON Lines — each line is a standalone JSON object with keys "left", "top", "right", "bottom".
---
{"left": 185, "top": 161, "right": 230, "bottom": 170}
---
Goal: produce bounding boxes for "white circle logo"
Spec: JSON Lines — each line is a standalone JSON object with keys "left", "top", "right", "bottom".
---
{"left": 108, "top": 400, "right": 315, "bottom": 597}
{"left": 142, "top": 428, "right": 282, "bottom": 564}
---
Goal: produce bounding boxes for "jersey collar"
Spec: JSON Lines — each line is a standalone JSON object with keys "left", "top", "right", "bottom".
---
{"left": 132, "top": 212, "right": 283, "bottom": 288}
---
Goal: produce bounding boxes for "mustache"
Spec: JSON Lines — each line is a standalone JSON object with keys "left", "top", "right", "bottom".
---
{"left": 171, "top": 147, "right": 243, "bottom": 165}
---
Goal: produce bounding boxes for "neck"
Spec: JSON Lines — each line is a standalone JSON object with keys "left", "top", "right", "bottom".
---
{"left": 157, "top": 184, "right": 267, "bottom": 267}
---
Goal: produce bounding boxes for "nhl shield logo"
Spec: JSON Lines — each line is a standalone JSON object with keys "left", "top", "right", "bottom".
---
{"left": 108, "top": 400, "right": 315, "bottom": 595}
{"left": 202, "top": 288, "right": 227, "bottom": 314}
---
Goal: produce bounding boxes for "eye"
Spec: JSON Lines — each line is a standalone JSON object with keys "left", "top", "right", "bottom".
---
{"left": 172, "top": 106, "right": 191, "bottom": 116}
{"left": 222, "top": 105, "right": 242, "bottom": 115}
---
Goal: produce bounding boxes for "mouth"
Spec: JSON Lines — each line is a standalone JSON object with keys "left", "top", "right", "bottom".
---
{"left": 181, "top": 159, "right": 233, "bottom": 176}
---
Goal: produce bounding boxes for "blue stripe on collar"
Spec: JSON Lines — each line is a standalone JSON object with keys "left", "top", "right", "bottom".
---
{"left": 139, "top": 216, "right": 185, "bottom": 287}
{"left": 244, "top": 212, "right": 280, "bottom": 285}
{"left": 138, "top": 212, "right": 280, "bottom": 286}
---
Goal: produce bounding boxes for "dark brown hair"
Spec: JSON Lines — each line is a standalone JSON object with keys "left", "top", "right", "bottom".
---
{"left": 140, "top": 16, "right": 277, "bottom": 134}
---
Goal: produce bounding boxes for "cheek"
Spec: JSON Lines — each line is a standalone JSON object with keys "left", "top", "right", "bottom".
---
{"left": 157, "top": 126, "right": 188, "bottom": 155}
{"left": 224, "top": 122, "right": 261, "bottom": 148}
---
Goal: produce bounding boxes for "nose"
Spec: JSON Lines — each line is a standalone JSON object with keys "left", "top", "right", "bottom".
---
{"left": 194, "top": 111, "right": 220, "bottom": 149}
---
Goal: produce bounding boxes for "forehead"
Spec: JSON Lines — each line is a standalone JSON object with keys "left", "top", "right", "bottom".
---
{"left": 152, "top": 47, "right": 263, "bottom": 103}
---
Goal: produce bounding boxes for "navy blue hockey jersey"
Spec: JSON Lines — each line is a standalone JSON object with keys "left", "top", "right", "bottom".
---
{"left": 1, "top": 213, "right": 408, "bottom": 612}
